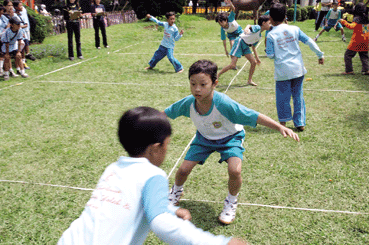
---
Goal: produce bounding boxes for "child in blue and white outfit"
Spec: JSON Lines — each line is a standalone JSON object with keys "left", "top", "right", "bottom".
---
{"left": 0, "top": 6, "right": 7, "bottom": 76}
{"left": 145, "top": 12, "right": 184, "bottom": 73}
{"left": 218, "top": 15, "right": 271, "bottom": 86}
{"left": 58, "top": 106, "right": 248, "bottom": 245}
{"left": 314, "top": 1, "right": 346, "bottom": 42}
{"left": 167, "top": 60, "right": 300, "bottom": 225}
{"left": 266, "top": 3, "right": 324, "bottom": 131}
{"left": 215, "top": 0, "right": 243, "bottom": 57}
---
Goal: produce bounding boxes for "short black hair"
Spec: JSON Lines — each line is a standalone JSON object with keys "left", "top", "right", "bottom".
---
{"left": 13, "top": 1, "right": 20, "bottom": 8}
{"left": 215, "top": 12, "right": 228, "bottom": 23}
{"left": 0, "top": 6, "right": 5, "bottom": 11}
{"left": 118, "top": 107, "right": 172, "bottom": 157}
{"left": 270, "top": 3, "right": 286, "bottom": 22}
{"left": 353, "top": 2, "right": 369, "bottom": 24}
{"left": 3, "top": 0, "right": 11, "bottom": 7}
{"left": 165, "top": 11, "right": 175, "bottom": 19}
{"left": 188, "top": 60, "right": 218, "bottom": 84}
{"left": 258, "top": 15, "right": 270, "bottom": 26}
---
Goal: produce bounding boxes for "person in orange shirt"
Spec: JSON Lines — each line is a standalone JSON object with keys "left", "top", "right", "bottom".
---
{"left": 339, "top": 3, "right": 369, "bottom": 75}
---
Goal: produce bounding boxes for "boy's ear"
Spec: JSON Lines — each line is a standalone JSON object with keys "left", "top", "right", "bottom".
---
{"left": 213, "top": 79, "right": 219, "bottom": 87}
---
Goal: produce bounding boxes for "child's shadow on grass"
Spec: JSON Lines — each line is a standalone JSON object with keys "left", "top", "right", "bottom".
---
{"left": 321, "top": 73, "right": 369, "bottom": 91}
{"left": 179, "top": 200, "right": 225, "bottom": 230}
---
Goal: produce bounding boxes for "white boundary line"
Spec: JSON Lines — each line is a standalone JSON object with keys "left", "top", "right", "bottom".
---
{"left": 113, "top": 42, "right": 145, "bottom": 53}
{"left": 1, "top": 179, "right": 367, "bottom": 215}
{"left": 0, "top": 82, "right": 24, "bottom": 91}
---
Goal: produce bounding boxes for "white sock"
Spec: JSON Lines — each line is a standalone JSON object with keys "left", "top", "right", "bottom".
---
{"left": 173, "top": 184, "right": 183, "bottom": 191}
{"left": 9, "top": 68, "right": 13, "bottom": 72}
{"left": 227, "top": 193, "right": 238, "bottom": 203}
{"left": 0, "top": 60, "right": 4, "bottom": 70}
{"left": 20, "top": 69, "right": 25, "bottom": 75}
{"left": 4, "top": 71, "right": 9, "bottom": 76}
{"left": 16, "top": 67, "right": 20, "bottom": 72}
{"left": 22, "top": 59, "right": 26, "bottom": 64}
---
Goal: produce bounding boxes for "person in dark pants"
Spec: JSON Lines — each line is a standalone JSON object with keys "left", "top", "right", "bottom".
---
{"left": 315, "top": 0, "right": 332, "bottom": 31}
{"left": 91, "top": 0, "right": 109, "bottom": 49}
{"left": 63, "top": 0, "right": 83, "bottom": 60}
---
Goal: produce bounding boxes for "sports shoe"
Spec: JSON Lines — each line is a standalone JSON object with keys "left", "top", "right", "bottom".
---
{"left": 168, "top": 185, "right": 183, "bottom": 206}
{"left": 26, "top": 53, "right": 36, "bottom": 61}
{"left": 296, "top": 126, "right": 305, "bottom": 132}
{"left": 78, "top": 56, "right": 83, "bottom": 59}
{"left": 219, "top": 198, "right": 237, "bottom": 225}
{"left": 3, "top": 75, "right": 9, "bottom": 81}
{"left": 24, "top": 63, "right": 30, "bottom": 70}
{"left": 104, "top": 45, "right": 110, "bottom": 48}
{"left": 97, "top": 47, "right": 101, "bottom": 49}
{"left": 69, "top": 57, "right": 74, "bottom": 61}
{"left": 313, "top": 37, "right": 318, "bottom": 42}
{"left": 342, "top": 36, "right": 346, "bottom": 42}
{"left": 10, "top": 70, "right": 19, "bottom": 77}
{"left": 21, "top": 73, "right": 29, "bottom": 78}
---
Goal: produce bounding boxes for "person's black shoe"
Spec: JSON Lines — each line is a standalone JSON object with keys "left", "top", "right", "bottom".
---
{"left": 26, "top": 54, "right": 36, "bottom": 61}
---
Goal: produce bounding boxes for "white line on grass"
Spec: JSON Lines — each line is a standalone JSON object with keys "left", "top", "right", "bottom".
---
{"left": 113, "top": 42, "right": 145, "bottom": 53}
{"left": 0, "top": 82, "right": 24, "bottom": 91}
{"left": 1, "top": 179, "right": 367, "bottom": 215}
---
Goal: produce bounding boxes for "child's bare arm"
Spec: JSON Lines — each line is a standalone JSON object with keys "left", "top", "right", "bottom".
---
{"left": 223, "top": 39, "right": 229, "bottom": 57}
{"left": 175, "top": 208, "right": 191, "bottom": 221}
{"left": 225, "top": 0, "right": 235, "bottom": 12}
{"left": 252, "top": 45, "right": 261, "bottom": 64}
{"left": 256, "top": 114, "right": 300, "bottom": 142}
{"left": 146, "top": 14, "right": 152, "bottom": 19}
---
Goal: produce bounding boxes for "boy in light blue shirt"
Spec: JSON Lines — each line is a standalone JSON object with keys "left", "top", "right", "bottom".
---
{"left": 58, "top": 106, "right": 248, "bottom": 245}
{"left": 167, "top": 60, "right": 300, "bottom": 225}
{"left": 266, "top": 3, "right": 324, "bottom": 131}
{"left": 145, "top": 12, "right": 184, "bottom": 73}
{"left": 215, "top": 0, "right": 243, "bottom": 57}
{"left": 217, "top": 15, "right": 272, "bottom": 86}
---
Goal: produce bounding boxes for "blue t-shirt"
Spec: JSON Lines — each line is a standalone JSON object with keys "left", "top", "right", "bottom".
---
{"left": 149, "top": 16, "right": 182, "bottom": 49}
{"left": 1, "top": 27, "right": 24, "bottom": 53}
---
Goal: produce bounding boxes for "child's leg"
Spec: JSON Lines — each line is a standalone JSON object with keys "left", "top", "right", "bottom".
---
{"left": 290, "top": 76, "right": 306, "bottom": 127}
{"left": 217, "top": 56, "right": 238, "bottom": 77}
{"left": 314, "top": 29, "right": 325, "bottom": 41}
{"left": 358, "top": 51, "right": 369, "bottom": 73}
{"left": 166, "top": 48, "right": 183, "bottom": 72}
{"left": 15, "top": 52, "right": 24, "bottom": 69}
{"left": 147, "top": 45, "right": 167, "bottom": 69}
{"left": 275, "top": 80, "right": 293, "bottom": 123}
{"left": 244, "top": 53, "right": 257, "bottom": 86}
{"left": 174, "top": 160, "right": 198, "bottom": 186}
{"left": 226, "top": 157, "right": 242, "bottom": 196}
{"left": 344, "top": 49, "right": 356, "bottom": 73}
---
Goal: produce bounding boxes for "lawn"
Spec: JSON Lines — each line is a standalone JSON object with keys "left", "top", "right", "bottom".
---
{"left": 0, "top": 15, "right": 368, "bottom": 244}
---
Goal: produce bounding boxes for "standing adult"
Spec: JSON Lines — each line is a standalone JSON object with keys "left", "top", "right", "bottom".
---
{"left": 63, "top": 0, "right": 83, "bottom": 60}
{"left": 91, "top": 0, "right": 109, "bottom": 49}
{"left": 315, "top": 0, "right": 332, "bottom": 31}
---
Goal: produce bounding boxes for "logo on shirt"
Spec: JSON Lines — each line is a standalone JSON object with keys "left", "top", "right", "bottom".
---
{"left": 283, "top": 31, "right": 288, "bottom": 36}
{"left": 213, "top": 121, "right": 222, "bottom": 128}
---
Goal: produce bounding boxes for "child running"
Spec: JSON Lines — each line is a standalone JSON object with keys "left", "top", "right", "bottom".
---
{"left": 215, "top": 0, "right": 243, "bottom": 57}
{"left": 339, "top": 2, "right": 369, "bottom": 75}
{"left": 166, "top": 60, "right": 300, "bottom": 225}
{"left": 58, "top": 106, "right": 248, "bottom": 245}
{"left": 266, "top": 3, "right": 324, "bottom": 131}
{"left": 145, "top": 12, "right": 184, "bottom": 73}
{"left": 314, "top": 1, "right": 346, "bottom": 42}
{"left": 217, "top": 15, "right": 271, "bottom": 86}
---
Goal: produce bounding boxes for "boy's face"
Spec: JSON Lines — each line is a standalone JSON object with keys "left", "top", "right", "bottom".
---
{"left": 167, "top": 15, "right": 175, "bottom": 26}
{"left": 218, "top": 20, "right": 229, "bottom": 29}
{"left": 261, "top": 20, "right": 272, "bottom": 30}
{"left": 11, "top": 23, "right": 20, "bottom": 31}
{"left": 332, "top": 4, "right": 338, "bottom": 10}
{"left": 15, "top": 3, "right": 23, "bottom": 11}
{"left": 95, "top": 0, "right": 101, "bottom": 5}
{"left": 151, "top": 136, "right": 170, "bottom": 167}
{"left": 189, "top": 73, "right": 218, "bottom": 103}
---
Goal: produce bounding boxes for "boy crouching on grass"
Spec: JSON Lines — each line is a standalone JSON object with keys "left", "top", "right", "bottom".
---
{"left": 1, "top": 16, "right": 28, "bottom": 81}
{"left": 58, "top": 106, "right": 249, "bottom": 245}
{"left": 217, "top": 15, "right": 272, "bottom": 86}
{"left": 166, "top": 60, "right": 299, "bottom": 225}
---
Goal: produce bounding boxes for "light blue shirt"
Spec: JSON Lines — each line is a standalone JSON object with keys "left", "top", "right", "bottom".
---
{"left": 1, "top": 27, "right": 24, "bottom": 52}
{"left": 149, "top": 16, "right": 182, "bottom": 49}
{"left": 165, "top": 91, "right": 259, "bottom": 140}
{"left": 266, "top": 24, "right": 324, "bottom": 81}
{"left": 18, "top": 8, "right": 30, "bottom": 32}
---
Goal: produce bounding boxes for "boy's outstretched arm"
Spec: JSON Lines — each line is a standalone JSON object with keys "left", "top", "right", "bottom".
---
{"left": 256, "top": 114, "right": 300, "bottom": 142}
{"left": 298, "top": 29, "right": 324, "bottom": 65}
{"left": 225, "top": 0, "right": 235, "bottom": 12}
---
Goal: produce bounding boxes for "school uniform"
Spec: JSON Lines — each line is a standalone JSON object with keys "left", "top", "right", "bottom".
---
{"left": 266, "top": 24, "right": 324, "bottom": 127}
{"left": 230, "top": 25, "right": 262, "bottom": 57}
{"left": 63, "top": 3, "right": 82, "bottom": 58}
{"left": 324, "top": 8, "right": 343, "bottom": 31}
{"left": 17, "top": 8, "right": 30, "bottom": 45}
{"left": 220, "top": 11, "right": 243, "bottom": 41}
{"left": 58, "top": 156, "right": 231, "bottom": 245}
{"left": 91, "top": 3, "right": 108, "bottom": 48}
{"left": 165, "top": 91, "right": 259, "bottom": 164}
{"left": 148, "top": 16, "right": 183, "bottom": 72}
{"left": 1, "top": 27, "right": 24, "bottom": 54}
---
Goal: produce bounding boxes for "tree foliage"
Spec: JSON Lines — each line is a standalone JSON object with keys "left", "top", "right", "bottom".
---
{"left": 131, "top": 0, "right": 186, "bottom": 19}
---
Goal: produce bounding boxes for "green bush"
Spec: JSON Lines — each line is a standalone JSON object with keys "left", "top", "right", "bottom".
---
{"left": 300, "top": 6, "right": 308, "bottom": 21}
{"left": 25, "top": 5, "right": 53, "bottom": 44}
{"left": 29, "top": 43, "right": 66, "bottom": 59}
{"left": 306, "top": 5, "right": 315, "bottom": 19}
{"left": 287, "top": 7, "right": 301, "bottom": 21}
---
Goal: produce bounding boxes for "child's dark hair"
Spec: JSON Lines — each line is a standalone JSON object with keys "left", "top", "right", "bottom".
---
{"left": 0, "top": 6, "right": 5, "bottom": 11}
{"left": 13, "top": 1, "right": 20, "bottom": 8}
{"left": 165, "top": 11, "right": 175, "bottom": 19}
{"left": 258, "top": 15, "right": 270, "bottom": 26}
{"left": 3, "top": 0, "right": 11, "bottom": 7}
{"left": 215, "top": 12, "right": 228, "bottom": 23}
{"left": 270, "top": 3, "right": 286, "bottom": 22}
{"left": 189, "top": 60, "right": 218, "bottom": 84}
{"left": 353, "top": 2, "right": 369, "bottom": 24}
{"left": 118, "top": 107, "right": 172, "bottom": 157}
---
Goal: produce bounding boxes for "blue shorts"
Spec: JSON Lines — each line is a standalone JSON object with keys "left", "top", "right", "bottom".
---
{"left": 229, "top": 37, "right": 252, "bottom": 58}
{"left": 324, "top": 22, "right": 342, "bottom": 32}
{"left": 184, "top": 130, "right": 245, "bottom": 165}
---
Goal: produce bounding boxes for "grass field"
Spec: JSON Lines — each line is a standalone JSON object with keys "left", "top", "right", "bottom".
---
{"left": 0, "top": 16, "right": 368, "bottom": 244}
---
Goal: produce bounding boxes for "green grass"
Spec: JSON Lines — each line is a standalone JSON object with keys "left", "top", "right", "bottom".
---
{"left": 0, "top": 16, "right": 368, "bottom": 244}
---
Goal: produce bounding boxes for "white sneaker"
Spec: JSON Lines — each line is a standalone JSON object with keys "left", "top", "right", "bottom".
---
{"left": 21, "top": 73, "right": 29, "bottom": 78}
{"left": 218, "top": 198, "right": 237, "bottom": 225}
{"left": 342, "top": 36, "right": 346, "bottom": 42}
{"left": 168, "top": 185, "right": 183, "bottom": 206}
{"left": 10, "top": 70, "right": 19, "bottom": 77}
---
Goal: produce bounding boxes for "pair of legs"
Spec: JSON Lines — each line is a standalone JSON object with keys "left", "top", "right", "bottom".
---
{"left": 344, "top": 49, "right": 369, "bottom": 74}
{"left": 93, "top": 18, "right": 108, "bottom": 48}
{"left": 67, "top": 21, "right": 82, "bottom": 59}
{"left": 315, "top": 22, "right": 345, "bottom": 42}
{"left": 276, "top": 75, "right": 306, "bottom": 129}
{"left": 315, "top": 10, "right": 328, "bottom": 31}
{"left": 146, "top": 45, "right": 183, "bottom": 73}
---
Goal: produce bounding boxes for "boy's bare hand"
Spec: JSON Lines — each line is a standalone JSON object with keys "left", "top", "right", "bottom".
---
{"left": 180, "top": 29, "right": 184, "bottom": 35}
{"left": 319, "top": 58, "right": 324, "bottom": 65}
{"left": 175, "top": 208, "right": 192, "bottom": 221}
{"left": 146, "top": 14, "right": 151, "bottom": 19}
{"left": 279, "top": 126, "right": 300, "bottom": 142}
